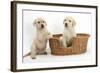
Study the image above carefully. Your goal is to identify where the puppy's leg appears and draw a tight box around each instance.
[31,44,36,59]
[59,37,63,47]
[62,38,67,48]
[38,51,47,55]
[42,50,47,55]
[37,48,47,55]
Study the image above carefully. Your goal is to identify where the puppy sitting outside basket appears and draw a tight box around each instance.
[23,17,52,59]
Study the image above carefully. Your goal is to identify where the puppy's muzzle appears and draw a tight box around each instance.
[41,24,44,28]
[65,23,68,27]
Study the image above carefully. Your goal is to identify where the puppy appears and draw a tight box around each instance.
[61,16,76,48]
[24,17,51,59]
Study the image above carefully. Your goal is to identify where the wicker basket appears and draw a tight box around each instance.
[49,33,90,55]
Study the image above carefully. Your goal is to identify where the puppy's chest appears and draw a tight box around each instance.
[64,29,75,39]
[37,31,48,41]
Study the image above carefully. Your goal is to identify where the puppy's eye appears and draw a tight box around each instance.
[43,21,45,23]
[37,21,40,24]
[64,19,66,21]
[69,20,71,22]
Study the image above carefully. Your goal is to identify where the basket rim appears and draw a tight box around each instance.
[50,33,90,39]
[75,33,90,38]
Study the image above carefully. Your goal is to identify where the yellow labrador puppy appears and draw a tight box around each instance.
[24,17,51,59]
[61,16,76,48]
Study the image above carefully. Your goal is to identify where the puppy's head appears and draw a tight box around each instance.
[63,16,76,28]
[33,17,47,29]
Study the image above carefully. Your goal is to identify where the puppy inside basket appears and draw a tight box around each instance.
[60,16,77,48]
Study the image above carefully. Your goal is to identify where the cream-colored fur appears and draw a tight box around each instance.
[30,17,51,59]
[61,16,76,48]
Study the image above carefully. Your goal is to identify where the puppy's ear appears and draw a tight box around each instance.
[63,19,65,24]
[72,19,76,27]
[43,20,47,26]
[33,19,36,26]
[45,21,47,26]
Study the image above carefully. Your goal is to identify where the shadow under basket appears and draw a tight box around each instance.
[49,33,90,55]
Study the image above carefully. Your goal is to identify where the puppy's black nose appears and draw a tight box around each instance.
[65,23,68,27]
[41,24,44,28]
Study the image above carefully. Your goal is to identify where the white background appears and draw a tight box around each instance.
[23,7,92,54]
[0,0,100,73]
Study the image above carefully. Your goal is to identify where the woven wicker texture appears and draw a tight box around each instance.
[49,33,90,55]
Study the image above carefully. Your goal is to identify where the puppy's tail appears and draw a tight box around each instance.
[23,52,31,58]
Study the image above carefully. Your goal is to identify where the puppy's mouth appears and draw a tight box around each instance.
[65,23,68,27]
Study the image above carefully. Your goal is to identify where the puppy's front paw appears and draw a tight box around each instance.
[32,57,36,59]
[43,51,47,55]
[31,56,36,59]
[47,35,53,39]
[31,55,36,59]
